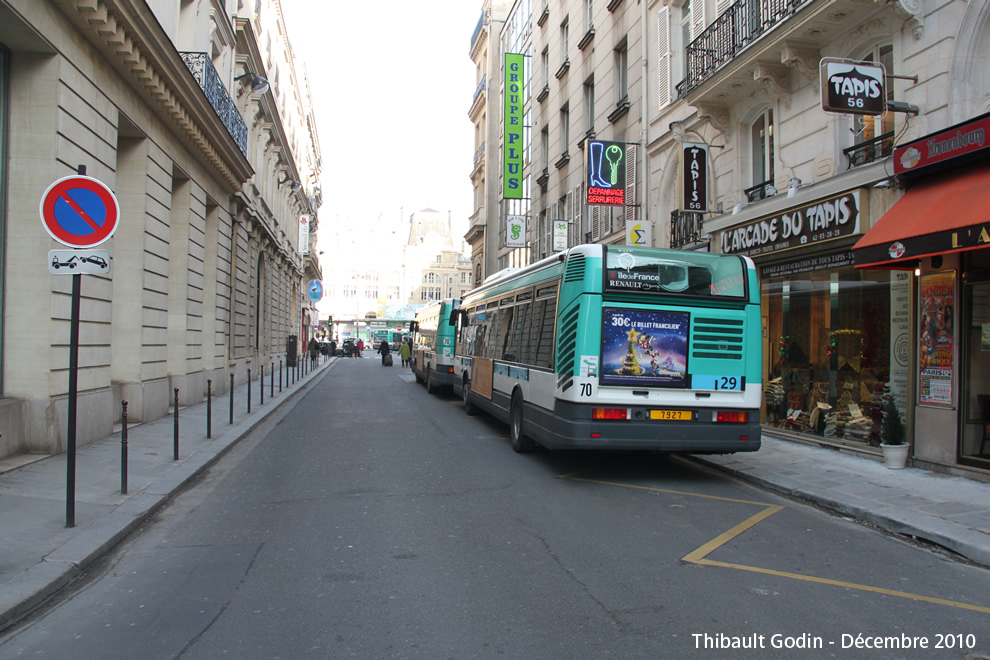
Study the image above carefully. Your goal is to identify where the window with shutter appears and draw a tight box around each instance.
[657,7,672,110]
[690,0,706,40]
[590,205,601,241]
[624,144,637,225]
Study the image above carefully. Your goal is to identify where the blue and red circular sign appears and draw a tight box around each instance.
[308,279,324,302]
[39,175,120,248]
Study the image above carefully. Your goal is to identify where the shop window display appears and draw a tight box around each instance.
[762,263,897,445]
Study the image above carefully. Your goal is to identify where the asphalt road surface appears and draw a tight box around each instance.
[2,354,990,659]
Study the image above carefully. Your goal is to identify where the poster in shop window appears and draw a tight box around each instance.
[919,271,955,408]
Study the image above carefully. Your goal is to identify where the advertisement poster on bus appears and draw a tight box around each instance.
[919,271,955,408]
[601,308,689,387]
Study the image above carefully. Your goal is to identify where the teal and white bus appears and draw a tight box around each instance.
[453,244,762,454]
[410,298,460,393]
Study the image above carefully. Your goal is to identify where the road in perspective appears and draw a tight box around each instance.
[2,355,989,659]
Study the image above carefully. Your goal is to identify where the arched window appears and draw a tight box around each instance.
[748,108,774,200]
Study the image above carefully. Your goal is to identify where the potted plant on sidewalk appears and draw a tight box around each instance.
[879,393,909,469]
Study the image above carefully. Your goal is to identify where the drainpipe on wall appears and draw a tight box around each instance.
[641,0,650,232]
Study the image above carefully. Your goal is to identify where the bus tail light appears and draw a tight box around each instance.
[593,408,629,420]
[445,365,454,374]
[716,411,749,423]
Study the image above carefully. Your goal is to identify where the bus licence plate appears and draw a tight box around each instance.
[650,410,692,421]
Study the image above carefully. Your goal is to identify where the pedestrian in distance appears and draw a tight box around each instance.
[308,337,319,368]
[357,338,364,354]
[378,339,391,366]
[398,340,410,368]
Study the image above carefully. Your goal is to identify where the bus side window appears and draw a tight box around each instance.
[481,308,499,358]
[511,302,532,364]
[500,306,515,361]
[534,298,556,368]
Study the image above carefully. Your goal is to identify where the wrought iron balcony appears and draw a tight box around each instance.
[745,179,777,203]
[180,52,248,158]
[472,75,486,104]
[843,132,895,169]
[678,0,810,97]
[670,210,704,249]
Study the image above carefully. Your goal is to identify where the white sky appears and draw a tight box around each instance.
[281,0,481,241]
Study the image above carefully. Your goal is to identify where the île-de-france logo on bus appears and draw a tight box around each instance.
[586,140,626,206]
[820,57,886,116]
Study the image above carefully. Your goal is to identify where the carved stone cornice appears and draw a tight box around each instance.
[781,44,821,83]
[881,0,924,38]
[697,104,731,140]
[752,64,792,96]
[53,0,253,192]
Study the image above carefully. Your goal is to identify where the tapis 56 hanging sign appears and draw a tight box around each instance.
[820,58,886,116]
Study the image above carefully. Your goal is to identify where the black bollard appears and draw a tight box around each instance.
[229,373,234,424]
[260,365,264,405]
[271,363,274,398]
[173,388,179,460]
[207,379,212,439]
[120,400,128,495]
[279,358,283,392]
[247,368,252,414]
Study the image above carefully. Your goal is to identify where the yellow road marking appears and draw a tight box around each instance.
[562,472,990,616]
[681,505,784,563]
[562,474,772,506]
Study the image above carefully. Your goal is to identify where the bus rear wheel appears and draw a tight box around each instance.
[426,367,437,394]
[509,392,535,453]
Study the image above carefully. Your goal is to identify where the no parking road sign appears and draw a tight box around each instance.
[39,175,120,248]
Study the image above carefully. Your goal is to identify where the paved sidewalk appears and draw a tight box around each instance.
[0,355,335,631]
[2,366,990,631]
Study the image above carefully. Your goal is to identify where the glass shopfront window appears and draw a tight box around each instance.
[961,249,990,467]
[761,257,908,445]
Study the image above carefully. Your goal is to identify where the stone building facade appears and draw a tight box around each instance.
[481,0,990,479]
[0,0,320,459]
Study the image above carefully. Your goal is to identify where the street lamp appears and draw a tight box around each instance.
[234,71,270,94]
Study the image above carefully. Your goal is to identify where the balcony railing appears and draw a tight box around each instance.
[470,12,485,49]
[843,131,895,169]
[745,179,776,203]
[180,52,248,158]
[472,75,486,105]
[670,210,704,249]
[473,142,486,166]
[677,0,810,96]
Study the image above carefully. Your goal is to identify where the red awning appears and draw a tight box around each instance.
[852,161,990,269]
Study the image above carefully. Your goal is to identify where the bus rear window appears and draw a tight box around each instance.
[604,246,746,298]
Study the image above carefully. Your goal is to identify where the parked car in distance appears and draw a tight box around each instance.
[340,339,357,357]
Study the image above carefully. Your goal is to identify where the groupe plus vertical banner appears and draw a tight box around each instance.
[503,53,525,200]
[680,142,708,213]
[586,140,626,206]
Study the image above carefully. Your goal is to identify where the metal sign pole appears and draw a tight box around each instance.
[66,271,80,527]
[65,163,85,528]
